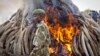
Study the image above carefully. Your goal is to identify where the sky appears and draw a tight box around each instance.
[0,0,100,24]
[72,0,100,11]
[0,0,23,24]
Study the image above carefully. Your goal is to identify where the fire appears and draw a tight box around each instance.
[45,10,80,56]
[48,47,55,54]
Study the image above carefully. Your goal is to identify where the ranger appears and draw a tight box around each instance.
[30,9,51,56]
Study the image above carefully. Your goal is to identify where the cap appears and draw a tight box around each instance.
[33,9,45,15]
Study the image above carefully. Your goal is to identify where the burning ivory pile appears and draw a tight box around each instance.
[0,9,100,56]
[72,13,100,56]
[0,0,100,56]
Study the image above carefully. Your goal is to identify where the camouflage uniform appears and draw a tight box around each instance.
[32,21,51,56]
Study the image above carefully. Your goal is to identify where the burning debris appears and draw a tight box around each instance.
[45,11,80,56]
[43,0,79,56]
[0,0,100,56]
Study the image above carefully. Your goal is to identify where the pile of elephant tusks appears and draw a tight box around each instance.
[72,14,100,56]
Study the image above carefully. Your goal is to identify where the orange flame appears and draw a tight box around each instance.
[45,12,80,55]
[48,47,55,54]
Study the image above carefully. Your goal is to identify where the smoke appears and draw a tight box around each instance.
[0,0,23,24]
[0,0,79,24]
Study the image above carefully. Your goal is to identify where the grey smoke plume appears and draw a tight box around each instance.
[0,0,23,24]
[0,0,79,24]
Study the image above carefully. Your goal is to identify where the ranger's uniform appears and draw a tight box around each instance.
[33,21,50,47]
[32,21,51,56]
[31,9,51,56]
